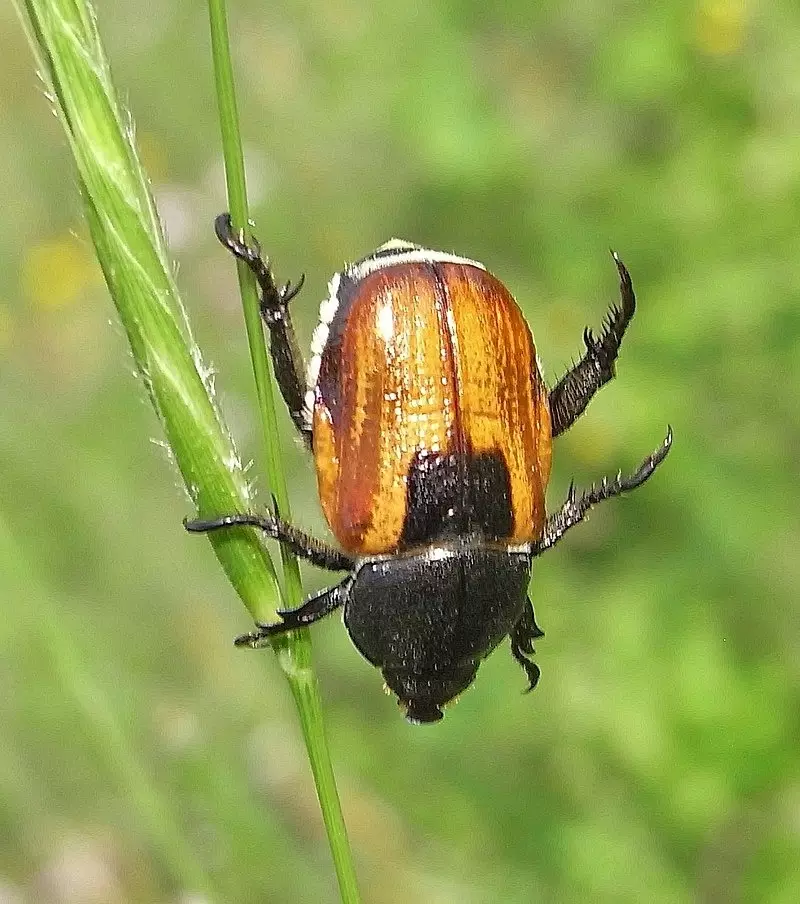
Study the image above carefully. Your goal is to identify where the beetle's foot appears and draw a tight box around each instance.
[510,598,543,691]
[214,212,304,321]
[214,212,264,266]
[511,642,541,693]
[233,625,274,649]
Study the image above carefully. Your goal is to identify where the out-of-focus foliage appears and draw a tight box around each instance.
[1,1,798,902]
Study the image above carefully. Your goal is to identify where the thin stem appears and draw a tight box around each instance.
[278,640,362,904]
[206,2,361,901]
[206,0,302,603]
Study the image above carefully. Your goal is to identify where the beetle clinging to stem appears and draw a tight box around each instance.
[186,214,671,723]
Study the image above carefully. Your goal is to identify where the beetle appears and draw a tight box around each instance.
[186,214,671,723]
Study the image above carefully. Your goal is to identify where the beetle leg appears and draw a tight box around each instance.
[214,213,312,446]
[534,427,672,555]
[234,577,352,646]
[548,252,636,438]
[184,512,355,572]
[510,597,544,692]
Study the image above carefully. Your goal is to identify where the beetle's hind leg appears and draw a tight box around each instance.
[510,598,545,692]
[548,252,636,438]
[215,213,312,446]
[234,577,352,647]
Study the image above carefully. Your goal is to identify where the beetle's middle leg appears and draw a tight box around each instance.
[215,213,312,446]
[548,252,636,438]
[184,511,355,572]
[534,427,672,557]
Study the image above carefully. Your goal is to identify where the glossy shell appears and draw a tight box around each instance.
[310,246,552,555]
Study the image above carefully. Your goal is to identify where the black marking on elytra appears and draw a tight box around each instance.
[400,449,514,548]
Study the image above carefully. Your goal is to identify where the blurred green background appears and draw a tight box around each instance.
[2,0,798,901]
